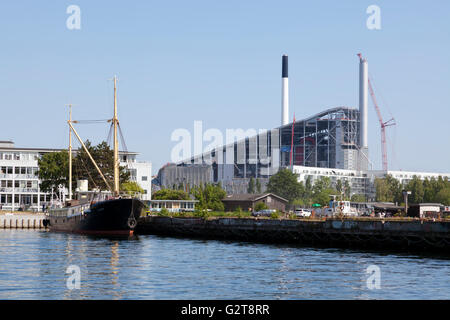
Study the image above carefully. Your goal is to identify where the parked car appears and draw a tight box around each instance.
[295,208,311,218]
[252,209,276,217]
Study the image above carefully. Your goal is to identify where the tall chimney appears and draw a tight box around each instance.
[281,55,289,126]
[359,55,368,149]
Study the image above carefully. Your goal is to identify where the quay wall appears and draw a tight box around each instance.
[136,216,450,252]
[0,214,47,229]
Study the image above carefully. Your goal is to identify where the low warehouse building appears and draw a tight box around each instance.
[222,193,288,213]
[408,203,442,219]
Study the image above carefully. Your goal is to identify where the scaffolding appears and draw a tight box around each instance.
[280,107,361,170]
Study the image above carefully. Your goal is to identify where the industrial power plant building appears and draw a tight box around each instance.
[157,54,449,198]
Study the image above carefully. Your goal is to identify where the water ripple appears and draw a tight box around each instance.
[0,230,449,299]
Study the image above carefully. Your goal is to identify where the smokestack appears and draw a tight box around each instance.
[359,55,368,149]
[281,55,289,126]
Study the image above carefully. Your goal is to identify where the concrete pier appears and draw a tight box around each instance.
[136,216,450,252]
[0,214,47,229]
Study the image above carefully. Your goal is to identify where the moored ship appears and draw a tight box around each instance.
[44,76,145,236]
[46,197,144,236]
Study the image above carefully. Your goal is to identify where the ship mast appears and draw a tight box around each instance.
[67,104,73,201]
[113,76,120,197]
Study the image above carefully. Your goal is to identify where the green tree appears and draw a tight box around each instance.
[152,189,189,200]
[292,198,305,208]
[310,177,338,206]
[255,178,262,193]
[266,168,303,203]
[343,179,351,200]
[192,183,226,211]
[336,179,343,195]
[386,175,403,204]
[121,181,144,196]
[37,151,69,193]
[72,140,130,191]
[375,175,402,203]
[303,177,313,206]
[434,187,450,205]
[423,178,435,203]
[406,175,424,204]
[375,177,390,202]
[38,141,132,194]
[351,194,366,202]
[247,177,256,194]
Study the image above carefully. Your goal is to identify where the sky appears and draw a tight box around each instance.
[0,1,449,175]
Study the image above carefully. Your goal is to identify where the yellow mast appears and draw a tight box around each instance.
[68,104,72,200]
[68,121,113,192]
[113,76,120,196]
[66,77,119,197]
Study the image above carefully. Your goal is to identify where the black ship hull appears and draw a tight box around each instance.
[46,198,145,236]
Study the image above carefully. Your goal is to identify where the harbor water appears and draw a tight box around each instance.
[0,229,449,300]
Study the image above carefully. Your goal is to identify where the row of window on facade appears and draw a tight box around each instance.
[0,153,39,161]
[0,194,49,204]
[1,180,39,188]
[150,202,195,209]
[0,166,39,175]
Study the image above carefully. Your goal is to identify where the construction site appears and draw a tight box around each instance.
[157,53,450,198]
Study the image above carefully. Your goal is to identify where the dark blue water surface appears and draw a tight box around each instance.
[0,229,449,299]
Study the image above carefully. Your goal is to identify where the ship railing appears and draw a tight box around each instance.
[118,191,144,199]
[49,203,91,218]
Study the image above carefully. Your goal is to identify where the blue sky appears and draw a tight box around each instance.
[0,1,449,174]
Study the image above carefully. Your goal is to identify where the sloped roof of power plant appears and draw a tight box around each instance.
[278,106,358,130]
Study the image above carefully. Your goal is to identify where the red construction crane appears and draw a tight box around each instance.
[357,53,396,171]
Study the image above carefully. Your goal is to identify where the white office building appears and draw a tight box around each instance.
[0,141,151,211]
[293,165,450,201]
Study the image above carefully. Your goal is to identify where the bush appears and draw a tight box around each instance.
[159,207,170,216]
[287,213,297,220]
[394,211,406,217]
[254,202,268,212]
[270,211,280,219]
[193,208,209,218]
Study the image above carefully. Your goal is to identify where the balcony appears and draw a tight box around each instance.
[14,174,38,180]
[14,188,39,193]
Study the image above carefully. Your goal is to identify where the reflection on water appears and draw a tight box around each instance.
[0,229,449,300]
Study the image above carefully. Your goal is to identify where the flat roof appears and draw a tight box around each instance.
[0,146,138,155]
[148,199,199,202]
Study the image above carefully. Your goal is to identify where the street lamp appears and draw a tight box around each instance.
[402,190,411,215]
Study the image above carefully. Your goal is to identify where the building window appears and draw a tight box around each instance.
[142,176,148,181]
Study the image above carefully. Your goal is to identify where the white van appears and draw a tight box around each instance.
[294,208,312,218]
